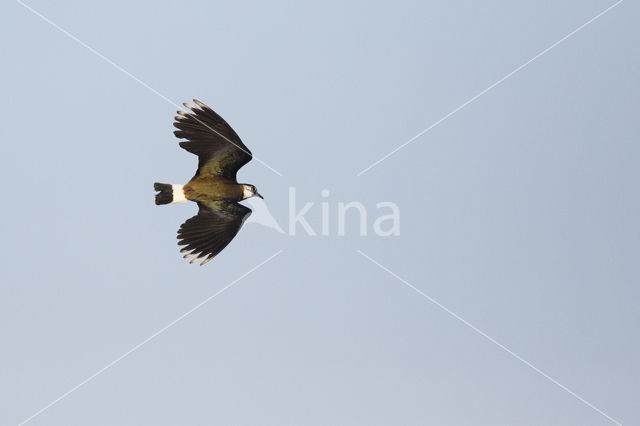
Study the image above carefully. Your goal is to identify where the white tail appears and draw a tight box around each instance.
[169,185,187,204]
[154,183,188,205]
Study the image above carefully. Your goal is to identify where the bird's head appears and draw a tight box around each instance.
[241,184,264,200]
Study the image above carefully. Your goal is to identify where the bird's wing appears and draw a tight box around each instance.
[177,201,252,266]
[173,99,252,181]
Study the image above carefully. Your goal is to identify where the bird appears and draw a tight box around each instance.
[154,99,263,266]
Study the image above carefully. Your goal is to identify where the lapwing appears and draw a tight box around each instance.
[154,99,263,266]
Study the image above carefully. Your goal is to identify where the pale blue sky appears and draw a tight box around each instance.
[1,1,639,425]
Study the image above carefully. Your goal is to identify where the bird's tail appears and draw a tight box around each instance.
[154,183,187,205]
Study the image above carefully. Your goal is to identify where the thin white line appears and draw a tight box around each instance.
[357,0,624,176]
[18,250,283,426]
[16,0,284,177]
[356,250,622,426]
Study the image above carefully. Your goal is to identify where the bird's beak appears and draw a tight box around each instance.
[256,192,264,199]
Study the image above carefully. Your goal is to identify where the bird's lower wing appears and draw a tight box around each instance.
[177,201,252,265]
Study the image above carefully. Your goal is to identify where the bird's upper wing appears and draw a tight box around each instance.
[174,99,252,181]
[177,201,252,265]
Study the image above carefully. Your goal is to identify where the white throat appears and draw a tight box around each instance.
[242,185,254,199]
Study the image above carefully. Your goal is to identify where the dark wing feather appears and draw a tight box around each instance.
[177,201,252,265]
[174,99,252,181]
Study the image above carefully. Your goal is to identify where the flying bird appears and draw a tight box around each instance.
[154,99,263,266]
